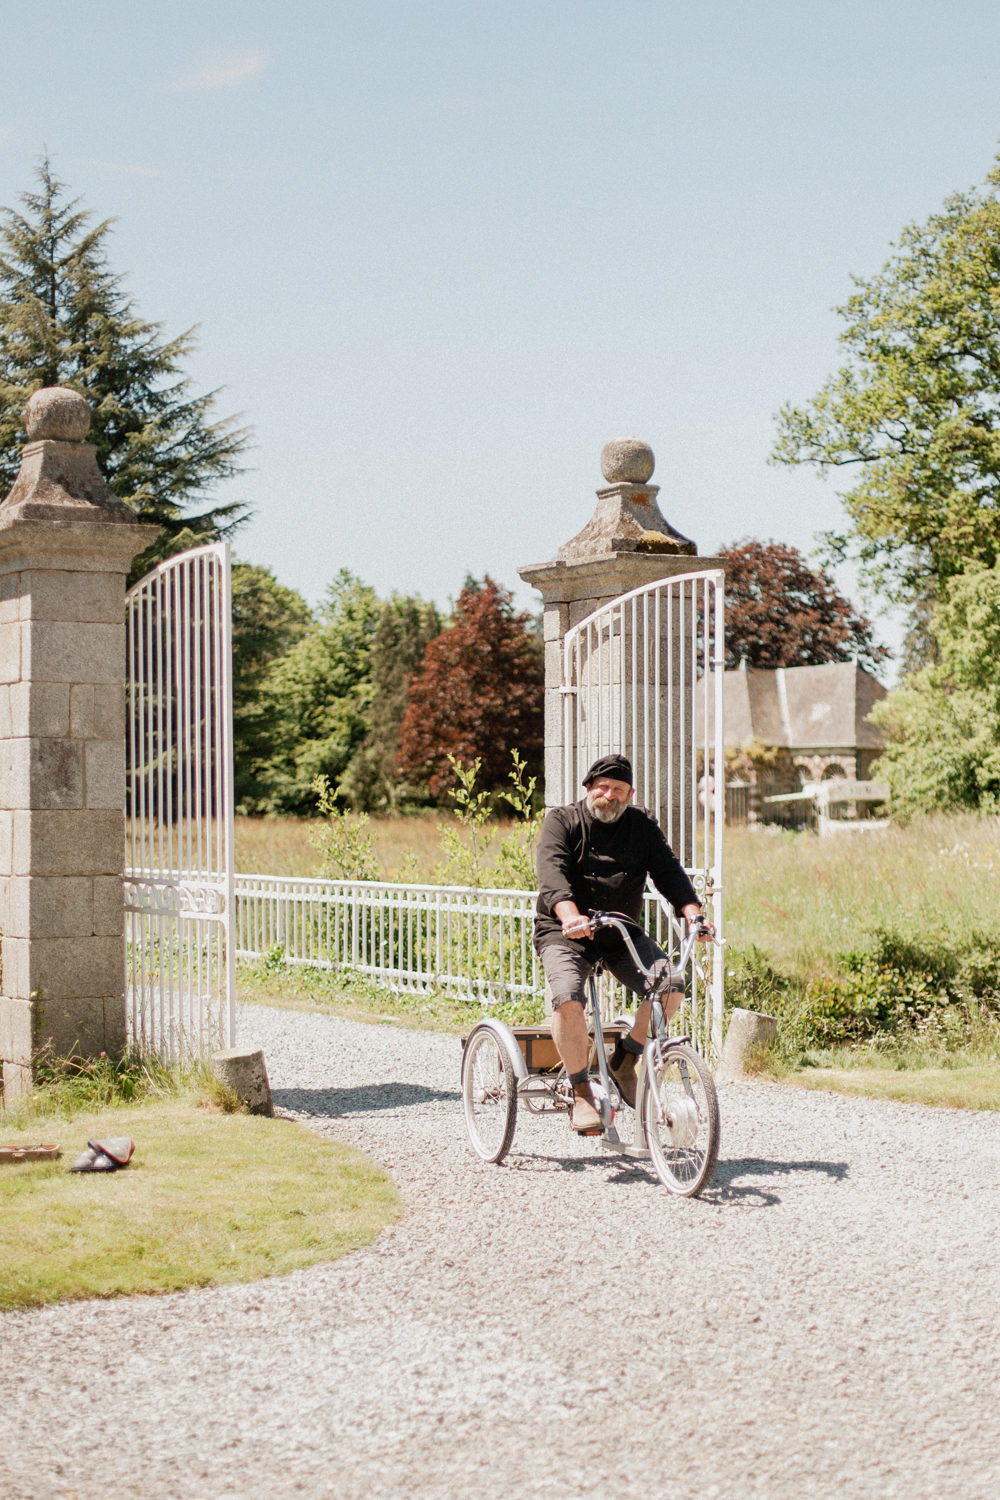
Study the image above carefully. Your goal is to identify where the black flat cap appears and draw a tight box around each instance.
[583,754,633,787]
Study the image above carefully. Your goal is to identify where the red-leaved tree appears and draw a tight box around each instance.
[396,577,543,797]
[719,539,890,672]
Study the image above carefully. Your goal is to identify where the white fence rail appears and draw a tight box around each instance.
[233,872,716,1052]
[235,875,539,1001]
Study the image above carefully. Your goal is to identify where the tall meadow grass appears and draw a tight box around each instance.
[726,812,1000,982]
[235,812,530,884]
[238,809,1000,976]
[233,809,1000,1094]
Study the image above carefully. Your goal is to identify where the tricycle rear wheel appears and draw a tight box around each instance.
[462,1024,517,1164]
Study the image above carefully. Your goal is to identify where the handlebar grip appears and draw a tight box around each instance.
[588,910,641,929]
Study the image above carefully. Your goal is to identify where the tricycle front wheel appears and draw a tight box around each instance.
[642,1042,719,1197]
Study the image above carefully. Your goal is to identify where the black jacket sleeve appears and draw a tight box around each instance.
[643,816,699,914]
[535,807,579,915]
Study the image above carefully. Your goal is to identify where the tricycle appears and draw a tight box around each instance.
[460,911,720,1197]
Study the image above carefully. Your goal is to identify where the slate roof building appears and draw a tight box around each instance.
[726,661,887,780]
[722,661,888,821]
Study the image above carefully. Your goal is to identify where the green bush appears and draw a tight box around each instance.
[726,929,1000,1052]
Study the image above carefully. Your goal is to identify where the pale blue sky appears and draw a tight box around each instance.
[4,1,1000,669]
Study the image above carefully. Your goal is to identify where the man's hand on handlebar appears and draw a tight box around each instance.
[554,901,593,940]
[556,900,714,944]
[683,903,715,942]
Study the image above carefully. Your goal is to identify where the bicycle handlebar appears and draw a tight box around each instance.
[587,909,717,988]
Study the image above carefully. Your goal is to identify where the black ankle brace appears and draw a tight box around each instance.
[610,1034,644,1068]
[569,1068,589,1087]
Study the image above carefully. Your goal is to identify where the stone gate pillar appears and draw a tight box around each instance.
[518,437,726,808]
[0,388,157,1104]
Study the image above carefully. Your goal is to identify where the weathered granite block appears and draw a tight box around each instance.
[13,808,125,876]
[8,875,95,939]
[92,875,124,937]
[15,934,125,1002]
[1,737,85,810]
[21,620,124,684]
[84,740,125,808]
[0,388,156,1105]
[19,568,125,623]
[8,680,71,738]
[70,682,125,741]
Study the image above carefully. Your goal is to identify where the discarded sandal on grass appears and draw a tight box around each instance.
[71,1137,135,1173]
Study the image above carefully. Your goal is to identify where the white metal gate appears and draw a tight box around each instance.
[124,543,236,1059]
[560,569,725,1055]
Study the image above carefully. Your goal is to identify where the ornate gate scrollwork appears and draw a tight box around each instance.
[125,879,227,918]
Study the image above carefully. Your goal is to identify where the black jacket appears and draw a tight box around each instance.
[534,800,698,956]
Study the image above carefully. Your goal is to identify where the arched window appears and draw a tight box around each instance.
[822,763,847,781]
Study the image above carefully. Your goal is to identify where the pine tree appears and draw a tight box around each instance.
[396,576,543,798]
[0,161,251,581]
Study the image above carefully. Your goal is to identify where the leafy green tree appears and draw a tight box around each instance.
[772,153,1000,613]
[0,161,251,581]
[339,595,441,811]
[870,563,1000,813]
[230,563,313,813]
[260,570,381,813]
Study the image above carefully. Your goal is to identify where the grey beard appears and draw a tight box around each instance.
[586,790,628,824]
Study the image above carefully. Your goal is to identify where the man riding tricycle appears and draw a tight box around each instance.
[461,754,720,1197]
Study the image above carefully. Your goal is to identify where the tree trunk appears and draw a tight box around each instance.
[211,1048,275,1116]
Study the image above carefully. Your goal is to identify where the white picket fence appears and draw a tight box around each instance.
[233,872,718,1051]
[235,874,540,1002]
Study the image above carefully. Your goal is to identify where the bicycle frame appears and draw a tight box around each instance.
[514,912,713,1157]
[584,913,703,1156]
[462,909,721,1190]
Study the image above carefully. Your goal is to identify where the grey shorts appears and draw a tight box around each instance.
[540,931,683,1010]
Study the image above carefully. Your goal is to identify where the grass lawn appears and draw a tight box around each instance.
[236,943,546,1034]
[0,1096,401,1312]
[781,1064,1000,1111]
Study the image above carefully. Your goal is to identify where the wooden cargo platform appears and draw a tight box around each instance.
[510,1023,630,1074]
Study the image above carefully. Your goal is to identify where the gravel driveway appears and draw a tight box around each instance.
[2,1002,999,1500]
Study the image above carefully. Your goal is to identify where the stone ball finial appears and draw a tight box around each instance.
[25,387,91,443]
[600,436,655,485]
